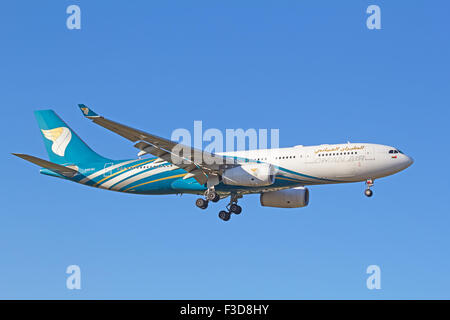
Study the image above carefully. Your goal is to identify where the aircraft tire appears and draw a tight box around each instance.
[230,204,242,215]
[219,210,231,221]
[196,198,208,209]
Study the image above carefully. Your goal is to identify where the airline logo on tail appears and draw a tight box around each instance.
[80,107,89,115]
[41,127,72,157]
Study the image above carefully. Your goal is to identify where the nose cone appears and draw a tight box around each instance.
[407,156,414,166]
[403,155,414,169]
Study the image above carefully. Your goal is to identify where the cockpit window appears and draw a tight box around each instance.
[389,149,401,154]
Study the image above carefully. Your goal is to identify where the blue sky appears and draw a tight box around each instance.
[0,1,449,299]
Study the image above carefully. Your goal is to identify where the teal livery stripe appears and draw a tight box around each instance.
[79,157,347,193]
[275,175,308,184]
[116,168,185,192]
[95,158,157,188]
[122,171,187,193]
[108,164,174,191]
[79,159,142,185]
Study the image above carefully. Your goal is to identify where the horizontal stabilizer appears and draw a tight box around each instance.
[12,153,78,178]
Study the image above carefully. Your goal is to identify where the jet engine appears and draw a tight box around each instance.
[222,163,276,187]
[260,187,309,208]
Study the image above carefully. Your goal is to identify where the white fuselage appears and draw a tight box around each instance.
[221,143,413,185]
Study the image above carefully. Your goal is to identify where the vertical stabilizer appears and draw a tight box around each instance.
[34,110,110,165]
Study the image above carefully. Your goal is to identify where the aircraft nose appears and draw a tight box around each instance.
[405,155,414,168]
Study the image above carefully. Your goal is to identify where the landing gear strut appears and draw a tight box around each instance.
[365,179,374,197]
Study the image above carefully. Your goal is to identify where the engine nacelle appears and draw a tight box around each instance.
[260,187,309,208]
[222,163,276,187]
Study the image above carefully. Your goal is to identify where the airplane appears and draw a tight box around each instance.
[13,105,413,221]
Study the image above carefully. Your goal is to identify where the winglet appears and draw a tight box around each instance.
[78,104,99,118]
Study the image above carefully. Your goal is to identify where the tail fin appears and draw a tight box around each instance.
[34,110,110,165]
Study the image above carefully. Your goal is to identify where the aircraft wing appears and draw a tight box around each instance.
[78,104,235,185]
[12,153,78,177]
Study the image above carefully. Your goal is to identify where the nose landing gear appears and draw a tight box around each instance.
[365,179,374,197]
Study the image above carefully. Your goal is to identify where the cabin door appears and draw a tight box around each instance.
[103,162,114,177]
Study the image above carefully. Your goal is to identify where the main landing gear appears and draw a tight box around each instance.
[218,193,242,221]
[195,188,220,210]
[195,190,242,222]
[364,179,374,197]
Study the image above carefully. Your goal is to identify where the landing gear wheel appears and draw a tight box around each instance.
[211,193,220,203]
[207,191,219,202]
[218,210,231,221]
[364,179,374,198]
[229,204,242,215]
[195,198,208,209]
